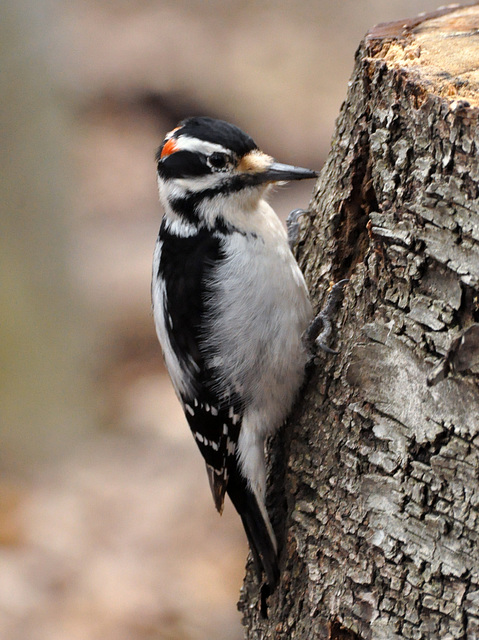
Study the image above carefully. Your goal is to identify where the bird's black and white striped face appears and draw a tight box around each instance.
[156,116,317,230]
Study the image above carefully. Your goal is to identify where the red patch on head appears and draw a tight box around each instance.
[160,137,179,159]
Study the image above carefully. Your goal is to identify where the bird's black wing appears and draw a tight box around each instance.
[157,220,278,585]
[157,222,240,509]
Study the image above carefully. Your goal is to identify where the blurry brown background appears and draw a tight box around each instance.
[0,1,454,638]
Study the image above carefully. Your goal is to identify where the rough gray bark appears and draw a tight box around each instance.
[239,5,479,639]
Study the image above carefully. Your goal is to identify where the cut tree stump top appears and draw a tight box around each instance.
[366,3,479,107]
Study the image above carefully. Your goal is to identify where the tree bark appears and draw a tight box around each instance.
[239,4,479,639]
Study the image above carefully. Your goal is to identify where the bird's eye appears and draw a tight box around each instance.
[207,152,231,171]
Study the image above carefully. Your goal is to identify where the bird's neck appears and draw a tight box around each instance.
[159,180,285,242]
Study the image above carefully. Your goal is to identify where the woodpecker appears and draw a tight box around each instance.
[152,116,321,587]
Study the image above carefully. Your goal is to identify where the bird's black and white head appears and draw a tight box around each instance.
[156,116,317,233]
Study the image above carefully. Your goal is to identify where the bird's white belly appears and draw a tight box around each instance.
[203,231,313,434]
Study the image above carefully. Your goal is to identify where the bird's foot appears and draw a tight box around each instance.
[307,279,348,355]
[286,208,309,249]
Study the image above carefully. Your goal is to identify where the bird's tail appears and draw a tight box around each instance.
[226,460,279,588]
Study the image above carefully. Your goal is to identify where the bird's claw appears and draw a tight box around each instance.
[287,208,309,249]
[307,279,348,354]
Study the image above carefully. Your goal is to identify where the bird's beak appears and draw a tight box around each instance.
[257,161,318,184]
[237,151,317,185]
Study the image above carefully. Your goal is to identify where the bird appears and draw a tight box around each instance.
[152,116,319,587]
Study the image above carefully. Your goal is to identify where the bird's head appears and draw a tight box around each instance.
[156,116,317,230]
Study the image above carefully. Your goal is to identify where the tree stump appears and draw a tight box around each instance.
[239,4,479,639]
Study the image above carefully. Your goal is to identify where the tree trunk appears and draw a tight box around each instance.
[239,4,479,639]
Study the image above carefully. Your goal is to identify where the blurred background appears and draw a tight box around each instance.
[0,1,455,638]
